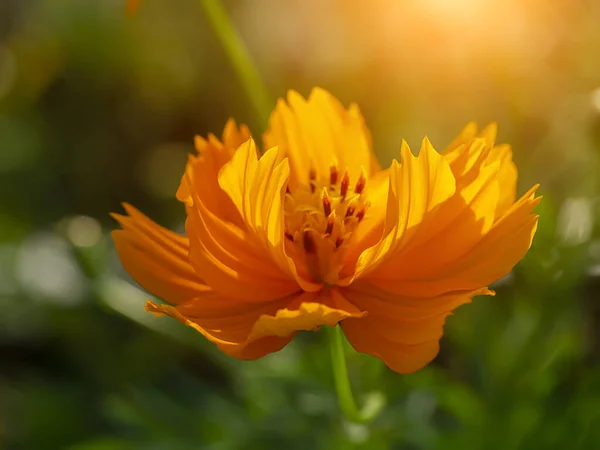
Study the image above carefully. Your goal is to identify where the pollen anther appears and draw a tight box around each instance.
[330,165,338,185]
[355,171,366,194]
[283,166,370,283]
[303,230,316,253]
[340,171,350,198]
[322,188,332,217]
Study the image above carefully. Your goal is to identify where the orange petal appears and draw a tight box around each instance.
[247,288,365,341]
[485,144,517,217]
[264,88,376,190]
[186,189,301,301]
[111,204,210,304]
[146,288,364,360]
[444,123,515,217]
[443,121,478,155]
[349,138,456,280]
[340,284,492,373]
[344,324,441,374]
[340,167,389,278]
[175,119,250,226]
[366,185,540,298]
[367,159,501,288]
[443,139,491,189]
[218,138,322,292]
[145,297,293,360]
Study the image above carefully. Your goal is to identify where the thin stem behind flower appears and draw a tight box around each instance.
[200,0,273,129]
[327,325,386,424]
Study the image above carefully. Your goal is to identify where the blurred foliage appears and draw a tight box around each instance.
[1,0,600,449]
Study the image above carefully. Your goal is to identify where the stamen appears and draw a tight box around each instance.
[283,165,371,284]
[355,170,366,194]
[303,230,316,253]
[325,217,334,235]
[340,171,350,198]
[356,208,366,222]
[309,167,317,193]
[322,188,332,217]
[330,165,339,185]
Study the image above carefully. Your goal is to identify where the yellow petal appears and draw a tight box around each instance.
[366,185,540,298]
[367,160,501,290]
[247,288,365,341]
[444,123,515,217]
[263,88,376,189]
[350,138,456,280]
[175,119,250,226]
[443,121,478,154]
[478,122,498,147]
[443,138,491,189]
[146,288,364,360]
[339,167,389,278]
[111,204,211,304]
[218,138,322,292]
[485,144,517,217]
[186,188,301,301]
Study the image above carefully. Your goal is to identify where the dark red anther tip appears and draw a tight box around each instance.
[356,208,366,222]
[322,189,332,217]
[303,230,316,253]
[325,217,334,235]
[340,172,350,198]
[355,173,366,194]
[330,165,338,185]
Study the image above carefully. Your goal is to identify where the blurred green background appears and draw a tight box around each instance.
[2,0,600,448]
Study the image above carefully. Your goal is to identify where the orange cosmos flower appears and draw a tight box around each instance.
[112,88,540,373]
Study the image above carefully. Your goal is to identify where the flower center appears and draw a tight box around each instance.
[284,165,369,284]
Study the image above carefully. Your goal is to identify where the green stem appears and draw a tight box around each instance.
[326,325,385,424]
[200,0,273,129]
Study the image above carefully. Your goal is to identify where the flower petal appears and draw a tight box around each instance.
[350,138,457,280]
[340,283,492,373]
[146,288,363,360]
[486,144,517,217]
[247,288,365,341]
[111,204,211,304]
[218,138,322,292]
[365,185,540,298]
[340,167,389,278]
[176,119,250,226]
[443,123,516,218]
[352,124,537,298]
[186,188,301,301]
[264,88,375,189]
[365,158,501,290]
